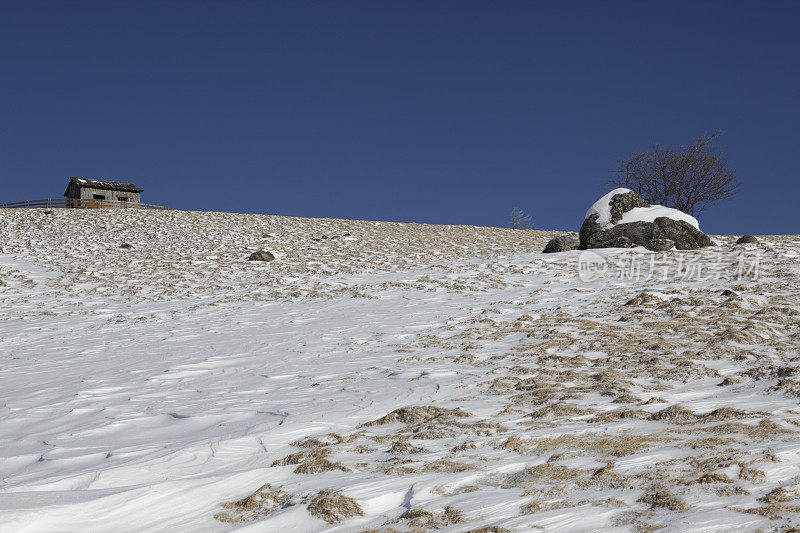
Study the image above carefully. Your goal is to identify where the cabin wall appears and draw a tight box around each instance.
[78,187,141,204]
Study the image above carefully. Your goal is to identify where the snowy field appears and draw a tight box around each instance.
[1,208,799,532]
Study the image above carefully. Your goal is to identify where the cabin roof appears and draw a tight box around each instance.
[64,177,143,196]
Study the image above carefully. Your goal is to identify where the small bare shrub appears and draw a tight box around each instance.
[610,131,740,217]
[510,207,533,230]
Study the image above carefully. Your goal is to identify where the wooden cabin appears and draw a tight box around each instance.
[64,177,143,207]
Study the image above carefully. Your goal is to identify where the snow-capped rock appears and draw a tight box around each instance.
[579,189,713,250]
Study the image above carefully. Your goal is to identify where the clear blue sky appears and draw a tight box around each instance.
[1,1,798,234]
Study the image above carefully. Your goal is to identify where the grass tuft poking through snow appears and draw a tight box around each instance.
[307,490,364,524]
[214,483,293,523]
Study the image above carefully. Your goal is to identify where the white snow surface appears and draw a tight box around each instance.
[585,188,700,230]
[617,205,700,230]
[584,188,633,225]
[0,208,798,532]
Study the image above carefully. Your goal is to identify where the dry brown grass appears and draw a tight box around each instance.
[397,508,438,528]
[731,504,800,519]
[495,435,533,453]
[698,407,749,422]
[687,437,740,449]
[650,405,697,424]
[759,487,799,503]
[388,439,426,454]
[431,484,480,496]
[703,419,795,440]
[396,505,465,528]
[738,464,767,482]
[422,459,474,473]
[270,447,349,474]
[307,489,364,524]
[588,408,650,423]
[290,436,331,448]
[293,457,350,474]
[362,406,470,427]
[528,403,595,419]
[533,433,665,457]
[382,464,418,476]
[214,483,293,523]
[625,292,662,307]
[694,473,734,484]
[520,499,573,515]
[363,404,504,441]
[452,441,478,452]
[442,506,465,524]
[270,448,329,466]
[637,488,689,512]
[503,463,588,489]
[579,462,633,490]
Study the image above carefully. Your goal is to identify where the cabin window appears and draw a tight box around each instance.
[93,194,106,200]
[118,197,129,202]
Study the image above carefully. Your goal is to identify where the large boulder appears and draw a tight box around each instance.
[655,217,714,250]
[248,251,275,262]
[597,236,635,249]
[542,234,580,253]
[579,189,713,250]
[579,189,649,242]
[644,238,675,252]
[736,235,758,244]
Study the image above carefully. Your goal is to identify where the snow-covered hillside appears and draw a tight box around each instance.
[1,208,799,532]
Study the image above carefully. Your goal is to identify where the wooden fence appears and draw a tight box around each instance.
[0,199,171,210]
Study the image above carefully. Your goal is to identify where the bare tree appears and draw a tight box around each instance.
[510,206,533,229]
[611,131,740,218]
